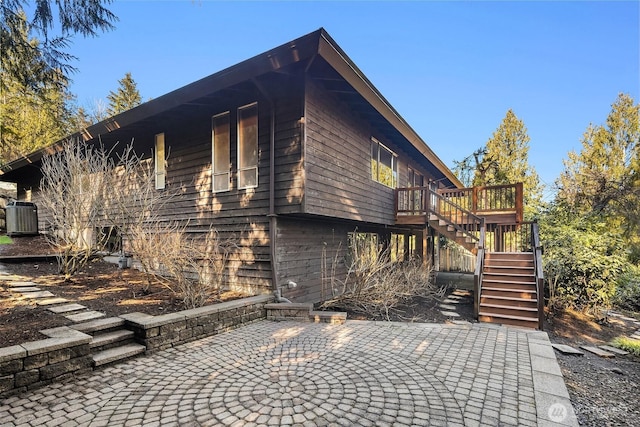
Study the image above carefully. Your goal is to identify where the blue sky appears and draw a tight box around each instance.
[66,1,639,200]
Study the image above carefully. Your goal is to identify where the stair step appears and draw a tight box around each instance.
[309,311,347,325]
[478,313,539,329]
[90,329,135,350]
[483,278,536,286]
[70,317,125,334]
[482,286,536,294]
[486,252,533,258]
[92,344,146,367]
[480,295,538,303]
[480,302,538,312]
[484,266,534,274]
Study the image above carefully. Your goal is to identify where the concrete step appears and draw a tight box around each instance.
[581,346,615,358]
[92,343,146,367]
[47,303,87,314]
[309,311,347,325]
[90,329,135,351]
[65,310,106,322]
[71,317,125,334]
[265,303,313,321]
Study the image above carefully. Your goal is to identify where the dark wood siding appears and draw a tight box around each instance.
[303,78,439,225]
[273,89,304,214]
[276,217,350,303]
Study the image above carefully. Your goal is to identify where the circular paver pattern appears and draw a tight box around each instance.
[0,320,558,427]
[89,329,464,426]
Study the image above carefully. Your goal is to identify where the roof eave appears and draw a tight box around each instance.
[316,30,462,188]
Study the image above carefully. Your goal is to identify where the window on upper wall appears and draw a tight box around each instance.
[154,133,166,190]
[238,103,258,189]
[212,112,230,192]
[371,138,397,188]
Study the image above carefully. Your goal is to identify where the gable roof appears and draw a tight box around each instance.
[0,28,462,188]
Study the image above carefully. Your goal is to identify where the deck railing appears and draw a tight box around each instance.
[532,222,544,329]
[438,183,523,223]
[484,222,534,253]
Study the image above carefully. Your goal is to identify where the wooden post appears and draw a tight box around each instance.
[516,182,523,223]
[472,186,478,213]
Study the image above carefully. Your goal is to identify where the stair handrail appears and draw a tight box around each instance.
[532,221,544,330]
[429,189,485,244]
[473,225,486,318]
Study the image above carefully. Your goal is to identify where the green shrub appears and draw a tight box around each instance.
[610,336,640,356]
[613,266,640,312]
[541,215,626,313]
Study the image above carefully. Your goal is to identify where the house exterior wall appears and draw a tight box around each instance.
[5,69,441,302]
[276,216,428,304]
[303,77,439,225]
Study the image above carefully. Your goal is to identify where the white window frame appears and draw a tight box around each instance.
[237,102,258,190]
[371,137,398,188]
[212,111,231,193]
[154,133,166,190]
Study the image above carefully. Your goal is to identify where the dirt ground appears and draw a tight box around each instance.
[0,235,244,346]
[1,235,639,425]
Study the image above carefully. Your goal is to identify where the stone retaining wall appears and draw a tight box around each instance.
[0,329,92,398]
[120,295,274,353]
[0,295,274,397]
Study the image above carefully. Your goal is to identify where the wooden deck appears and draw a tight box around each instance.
[395,183,523,227]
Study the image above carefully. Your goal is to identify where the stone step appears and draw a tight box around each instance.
[265,303,313,321]
[581,346,616,358]
[598,345,629,356]
[71,317,125,334]
[65,310,105,322]
[309,311,347,325]
[9,286,41,292]
[48,303,87,314]
[90,329,135,351]
[5,281,37,287]
[92,343,146,367]
[36,297,70,306]
[551,344,585,356]
[18,290,55,298]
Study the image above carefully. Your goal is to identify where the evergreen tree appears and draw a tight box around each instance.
[0,0,117,91]
[558,94,639,214]
[471,109,543,218]
[107,72,142,116]
[557,93,639,237]
[0,13,75,165]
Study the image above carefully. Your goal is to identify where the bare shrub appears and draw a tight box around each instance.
[320,242,441,320]
[104,143,176,255]
[131,223,237,308]
[40,140,113,280]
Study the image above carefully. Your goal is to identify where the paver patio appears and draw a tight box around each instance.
[0,320,577,426]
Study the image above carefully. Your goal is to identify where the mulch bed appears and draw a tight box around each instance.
[0,236,244,346]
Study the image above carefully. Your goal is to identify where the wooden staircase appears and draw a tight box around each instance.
[428,213,478,254]
[395,183,544,329]
[478,252,539,328]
